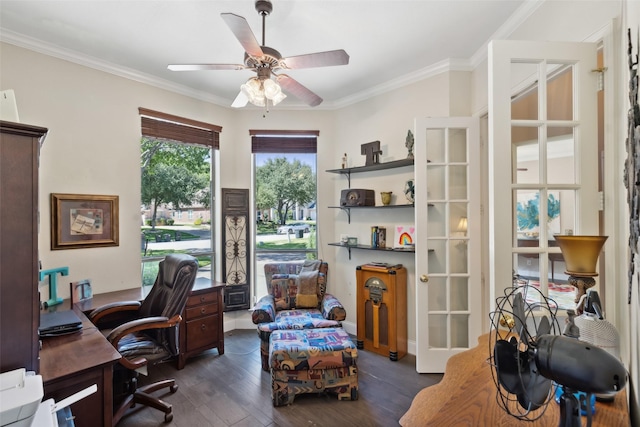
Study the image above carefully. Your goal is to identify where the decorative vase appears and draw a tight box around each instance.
[381,191,392,206]
[554,235,608,307]
[404,179,415,203]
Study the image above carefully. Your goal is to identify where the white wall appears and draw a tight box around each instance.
[0,42,233,296]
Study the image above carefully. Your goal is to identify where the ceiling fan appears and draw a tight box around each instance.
[168,0,349,108]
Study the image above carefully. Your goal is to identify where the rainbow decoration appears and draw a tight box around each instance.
[394,225,416,248]
[398,233,413,246]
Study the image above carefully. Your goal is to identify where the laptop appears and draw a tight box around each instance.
[39,310,83,337]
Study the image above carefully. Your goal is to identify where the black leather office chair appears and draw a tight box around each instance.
[89,253,198,424]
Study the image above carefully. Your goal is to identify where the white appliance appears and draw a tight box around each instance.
[0,369,43,427]
[0,368,96,427]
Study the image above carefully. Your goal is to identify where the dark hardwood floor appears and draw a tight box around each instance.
[117,329,442,427]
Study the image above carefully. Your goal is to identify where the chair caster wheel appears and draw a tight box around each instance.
[170,384,178,393]
[164,412,173,423]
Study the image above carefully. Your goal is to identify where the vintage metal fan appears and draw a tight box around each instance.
[168,0,349,108]
[489,285,627,426]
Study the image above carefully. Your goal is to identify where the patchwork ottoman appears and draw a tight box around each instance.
[269,327,358,407]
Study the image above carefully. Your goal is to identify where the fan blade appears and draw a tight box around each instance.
[221,13,264,58]
[276,74,322,107]
[537,316,551,337]
[517,365,552,411]
[494,340,522,395]
[231,91,248,108]
[513,292,527,339]
[168,64,245,71]
[281,49,350,69]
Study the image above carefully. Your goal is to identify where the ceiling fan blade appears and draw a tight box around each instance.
[281,49,350,69]
[231,90,248,108]
[168,64,245,71]
[221,13,264,58]
[276,74,322,107]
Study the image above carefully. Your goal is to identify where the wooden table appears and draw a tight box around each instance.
[75,279,225,369]
[40,306,121,427]
[518,238,565,281]
[399,334,629,426]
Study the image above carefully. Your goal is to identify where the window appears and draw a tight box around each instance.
[252,130,318,299]
[139,108,221,288]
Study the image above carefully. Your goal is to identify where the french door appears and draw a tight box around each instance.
[488,40,599,313]
[414,116,481,373]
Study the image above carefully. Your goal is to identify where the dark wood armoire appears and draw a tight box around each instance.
[0,120,47,373]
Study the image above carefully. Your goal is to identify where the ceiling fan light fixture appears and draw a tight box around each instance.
[262,78,279,98]
[240,76,285,107]
[241,77,265,106]
[270,90,286,106]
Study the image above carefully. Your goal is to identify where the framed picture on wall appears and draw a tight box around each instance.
[51,193,119,250]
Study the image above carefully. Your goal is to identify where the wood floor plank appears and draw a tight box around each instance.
[116,329,442,426]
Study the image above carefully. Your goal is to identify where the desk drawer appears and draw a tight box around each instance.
[185,302,218,320]
[187,292,216,307]
[185,315,219,352]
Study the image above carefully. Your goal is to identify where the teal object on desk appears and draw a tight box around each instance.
[39,267,69,308]
[554,384,596,416]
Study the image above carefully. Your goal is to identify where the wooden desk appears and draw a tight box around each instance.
[40,306,121,427]
[41,280,224,427]
[75,279,225,369]
[399,334,629,426]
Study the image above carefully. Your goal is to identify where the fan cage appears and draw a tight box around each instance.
[488,284,562,421]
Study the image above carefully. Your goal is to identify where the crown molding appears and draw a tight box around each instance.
[0,28,230,107]
[332,58,473,109]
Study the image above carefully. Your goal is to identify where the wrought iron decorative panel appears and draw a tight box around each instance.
[222,188,250,311]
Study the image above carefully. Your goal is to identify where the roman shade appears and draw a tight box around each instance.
[139,107,221,148]
[250,129,318,153]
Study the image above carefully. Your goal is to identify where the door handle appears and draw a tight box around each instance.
[420,274,429,283]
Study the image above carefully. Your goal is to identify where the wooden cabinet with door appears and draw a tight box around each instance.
[178,280,225,369]
[0,121,47,373]
[356,264,407,361]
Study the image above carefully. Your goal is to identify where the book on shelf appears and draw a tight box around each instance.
[361,262,403,271]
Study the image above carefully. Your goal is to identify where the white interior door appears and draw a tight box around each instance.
[488,41,599,313]
[414,116,481,373]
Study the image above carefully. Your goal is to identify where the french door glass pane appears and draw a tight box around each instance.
[427,202,446,236]
[510,62,539,120]
[514,129,540,184]
[547,64,574,121]
[449,165,467,200]
[450,277,469,311]
[428,240,447,274]
[428,314,447,348]
[426,129,445,162]
[547,127,575,184]
[448,129,467,163]
[450,315,469,347]
[427,277,446,311]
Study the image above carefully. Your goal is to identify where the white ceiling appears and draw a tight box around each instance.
[0,0,535,109]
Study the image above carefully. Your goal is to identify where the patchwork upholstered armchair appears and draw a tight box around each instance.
[251,260,346,370]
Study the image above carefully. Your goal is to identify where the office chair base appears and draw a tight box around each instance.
[113,379,179,424]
